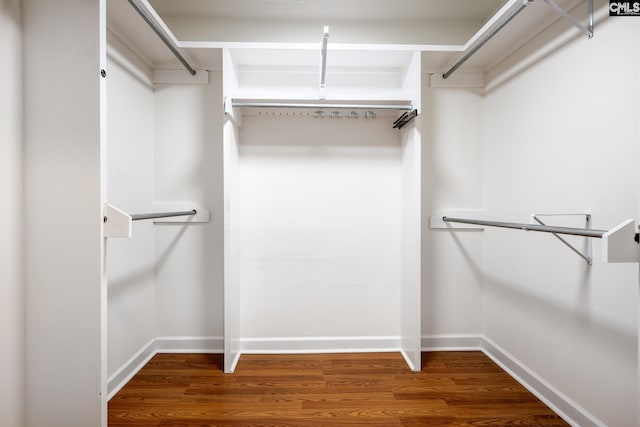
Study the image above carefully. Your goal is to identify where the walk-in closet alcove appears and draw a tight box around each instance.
[222,48,422,372]
[10,0,640,425]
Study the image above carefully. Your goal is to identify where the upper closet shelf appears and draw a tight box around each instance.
[223,48,422,104]
[114,0,600,83]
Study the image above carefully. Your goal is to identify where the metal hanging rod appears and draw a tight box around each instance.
[320,26,330,89]
[442,216,607,238]
[393,109,419,129]
[443,0,594,79]
[232,101,413,111]
[443,0,532,79]
[131,210,197,221]
[127,0,197,76]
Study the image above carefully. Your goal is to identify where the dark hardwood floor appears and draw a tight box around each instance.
[108,351,569,426]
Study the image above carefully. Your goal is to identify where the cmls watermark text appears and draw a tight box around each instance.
[610,1,640,15]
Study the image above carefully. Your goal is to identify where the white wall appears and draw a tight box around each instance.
[237,114,402,343]
[106,34,156,379]
[0,1,24,426]
[422,81,485,337]
[482,16,639,426]
[23,0,106,425]
[153,74,225,340]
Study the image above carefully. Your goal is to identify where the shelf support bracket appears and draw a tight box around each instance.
[602,219,640,263]
[530,213,593,265]
[103,204,133,238]
[543,0,593,39]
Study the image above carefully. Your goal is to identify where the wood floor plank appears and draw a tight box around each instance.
[157,419,402,427]
[109,352,570,426]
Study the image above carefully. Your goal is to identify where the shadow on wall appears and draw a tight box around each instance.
[154,224,190,274]
[449,232,483,281]
[106,262,155,301]
[422,229,485,334]
[483,269,636,366]
[106,224,189,300]
[434,229,634,364]
[1,0,20,29]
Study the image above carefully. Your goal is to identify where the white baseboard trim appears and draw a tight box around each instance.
[481,337,604,427]
[107,336,224,401]
[422,333,485,351]
[155,336,224,353]
[422,334,604,427]
[107,338,157,400]
[240,336,401,354]
[109,336,401,393]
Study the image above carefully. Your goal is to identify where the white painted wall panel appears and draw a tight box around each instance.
[400,121,422,370]
[238,115,402,341]
[23,0,106,425]
[483,16,639,426]
[422,82,484,336]
[223,118,241,372]
[154,74,225,338]
[0,1,24,425]
[106,38,156,378]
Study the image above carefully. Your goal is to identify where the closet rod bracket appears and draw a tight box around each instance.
[103,204,132,238]
[103,203,210,238]
[530,213,593,265]
[543,0,594,39]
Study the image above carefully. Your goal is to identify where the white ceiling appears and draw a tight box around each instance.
[148,0,506,21]
[107,0,591,75]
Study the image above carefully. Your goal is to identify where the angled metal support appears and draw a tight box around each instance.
[543,0,593,39]
[531,213,593,265]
